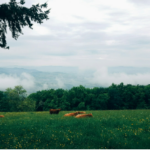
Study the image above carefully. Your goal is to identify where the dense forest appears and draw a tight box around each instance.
[0,83,150,112]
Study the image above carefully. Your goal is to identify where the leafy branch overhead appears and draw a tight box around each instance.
[0,0,50,49]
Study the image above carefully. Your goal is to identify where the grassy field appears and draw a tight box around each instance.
[0,110,150,149]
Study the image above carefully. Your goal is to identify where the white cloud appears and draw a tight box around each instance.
[0,72,64,93]
[42,83,49,90]
[27,24,52,36]
[0,73,35,91]
[89,67,150,86]
[55,77,65,88]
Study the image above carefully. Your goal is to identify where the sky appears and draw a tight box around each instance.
[1,0,150,91]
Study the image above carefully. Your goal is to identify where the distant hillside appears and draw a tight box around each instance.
[0,67,40,75]
[1,66,150,94]
[0,67,97,94]
[108,66,150,74]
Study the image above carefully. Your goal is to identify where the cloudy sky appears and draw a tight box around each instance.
[1,0,150,91]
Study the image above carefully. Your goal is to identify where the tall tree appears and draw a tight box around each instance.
[4,85,27,111]
[0,91,10,112]
[0,0,50,49]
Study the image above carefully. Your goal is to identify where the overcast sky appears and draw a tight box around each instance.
[1,0,150,69]
[1,0,150,91]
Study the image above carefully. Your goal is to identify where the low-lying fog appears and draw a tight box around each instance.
[0,66,150,95]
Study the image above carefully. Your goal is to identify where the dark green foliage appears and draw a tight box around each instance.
[0,91,10,111]
[77,102,85,110]
[1,83,150,112]
[26,83,150,111]
[0,85,35,112]
[0,0,50,49]
[107,83,122,109]
[0,91,3,100]
[17,98,36,111]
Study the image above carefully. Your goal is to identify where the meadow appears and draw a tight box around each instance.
[0,110,150,149]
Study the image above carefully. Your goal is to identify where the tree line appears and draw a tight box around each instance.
[0,83,150,112]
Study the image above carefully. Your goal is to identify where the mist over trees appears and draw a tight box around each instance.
[0,0,50,49]
[0,83,150,112]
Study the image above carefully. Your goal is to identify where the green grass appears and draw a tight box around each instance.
[0,110,150,149]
